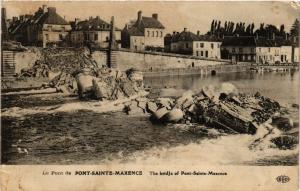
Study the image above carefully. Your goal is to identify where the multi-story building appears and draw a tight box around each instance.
[23,5,71,47]
[170,29,196,54]
[193,35,222,59]
[170,29,222,59]
[221,35,293,64]
[221,36,256,62]
[70,16,121,48]
[121,11,165,51]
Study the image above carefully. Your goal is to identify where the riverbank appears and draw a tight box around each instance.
[1,71,299,165]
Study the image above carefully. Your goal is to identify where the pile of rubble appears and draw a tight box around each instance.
[76,67,144,100]
[122,83,298,149]
[19,47,99,93]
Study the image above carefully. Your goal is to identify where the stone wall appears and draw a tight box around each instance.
[112,49,231,71]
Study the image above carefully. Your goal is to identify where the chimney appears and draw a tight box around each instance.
[197,30,200,36]
[96,16,100,19]
[42,5,47,13]
[75,18,80,25]
[20,15,24,21]
[152,13,158,20]
[47,7,56,13]
[12,16,18,23]
[184,28,187,32]
[137,10,142,24]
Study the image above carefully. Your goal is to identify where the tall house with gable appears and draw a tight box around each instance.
[121,11,165,51]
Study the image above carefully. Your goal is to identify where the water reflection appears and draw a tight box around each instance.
[144,71,299,104]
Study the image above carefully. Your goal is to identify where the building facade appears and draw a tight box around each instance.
[9,5,71,47]
[169,29,222,59]
[221,36,293,64]
[121,11,165,51]
[193,36,222,59]
[221,36,256,62]
[70,16,121,48]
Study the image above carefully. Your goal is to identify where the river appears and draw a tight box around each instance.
[1,71,299,165]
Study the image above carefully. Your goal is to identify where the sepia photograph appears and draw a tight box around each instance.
[0,0,299,190]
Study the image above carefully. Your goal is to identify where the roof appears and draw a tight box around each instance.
[134,16,165,29]
[125,26,144,36]
[125,15,165,36]
[73,17,121,31]
[222,36,256,47]
[196,35,222,42]
[36,8,69,25]
[170,30,222,43]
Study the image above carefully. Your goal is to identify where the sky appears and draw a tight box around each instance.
[2,1,300,34]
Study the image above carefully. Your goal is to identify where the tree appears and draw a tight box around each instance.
[211,20,215,34]
[290,19,300,36]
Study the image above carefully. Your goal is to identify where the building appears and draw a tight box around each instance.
[70,16,121,48]
[221,36,256,62]
[170,29,222,59]
[221,35,293,64]
[8,15,32,44]
[170,28,197,54]
[193,35,222,59]
[8,5,71,47]
[291,36,300,63]
[121,11,165,51]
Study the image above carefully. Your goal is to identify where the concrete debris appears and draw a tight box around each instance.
[161,108,184,123]
[126,83,297,150]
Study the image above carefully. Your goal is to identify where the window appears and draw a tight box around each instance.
[156,31,158,37]
[268,48,271,52]
[232,48,235,53]
[94,33,98,41]
[84,33,88,41]
[200,51,203,56]
[239,47,243,53]
[196,51,199,56]
[160,31,163,37]
[205,51,208,57]
[106,36,109,42]
[200,43,204,48]
[186,43,189,48]
[152,31,154,37]
[211,43,214,49]
[147,31,150,37]
[59,34,63,40]
[259,48,261,52]
[45,34,49,41]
